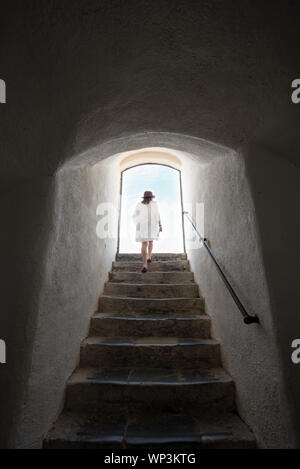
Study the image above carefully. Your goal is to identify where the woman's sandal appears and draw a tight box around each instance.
[147,258,152,263]
[141,267,147,273]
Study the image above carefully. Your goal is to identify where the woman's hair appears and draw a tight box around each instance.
[141,196,153,205]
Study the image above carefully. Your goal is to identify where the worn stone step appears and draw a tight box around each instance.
[125,412,257,449]
[98,296,204,314]
[103,282,199,298]
[112,260,190,272]
[90,313,211,338]
[80,337,221,368]
[43,411,256,449]
[116,253,187,262]
[65,367,235,414]
[109,271,195,284]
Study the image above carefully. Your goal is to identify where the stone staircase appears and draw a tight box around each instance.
[43,253,256,449]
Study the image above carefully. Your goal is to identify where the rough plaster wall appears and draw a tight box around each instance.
[0,176,56,448]
[182,151,296,448]
[10,161,119,449]
[242,145,300,447]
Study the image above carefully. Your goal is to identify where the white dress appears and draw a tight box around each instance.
[132,200,161,242]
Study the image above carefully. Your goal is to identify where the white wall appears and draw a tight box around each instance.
[181,150,297,448]
[13,159,120,448]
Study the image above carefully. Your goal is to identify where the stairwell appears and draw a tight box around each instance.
[44,253,256,449]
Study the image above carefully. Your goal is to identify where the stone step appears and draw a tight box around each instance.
[80,337,221,368]
[103,282,199,298]
[90,313,211,338]
[98,296,204,314]
[109,271,195,284]
[65,367,235,414]
[116,253,187,262]
[43,411,256,449]
[112,260,190,272]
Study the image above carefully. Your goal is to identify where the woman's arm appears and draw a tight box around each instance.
[157,204,162,232]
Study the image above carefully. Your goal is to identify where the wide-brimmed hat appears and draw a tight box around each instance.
[142,190,155,199]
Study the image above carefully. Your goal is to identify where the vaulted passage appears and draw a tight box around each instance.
[2,137,298,450]
[44,252,256,449]
[1,1,300,450]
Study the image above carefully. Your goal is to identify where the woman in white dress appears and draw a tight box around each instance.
[132,190,162,273]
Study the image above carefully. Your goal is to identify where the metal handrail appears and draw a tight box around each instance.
[183,211,259,325]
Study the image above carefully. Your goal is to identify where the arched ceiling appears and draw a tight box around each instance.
[0,0,300,193]
[60,132,233,170]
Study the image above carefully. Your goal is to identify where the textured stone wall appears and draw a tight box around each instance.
[182,149,299,448]
[0,161,119,448]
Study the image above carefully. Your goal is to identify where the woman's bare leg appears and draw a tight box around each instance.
[141,241,148,268]
[148,240,153,260]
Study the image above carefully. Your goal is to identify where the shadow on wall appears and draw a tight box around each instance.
[0,176,57,448]
[182,146,299,448]
[243,145,300,448]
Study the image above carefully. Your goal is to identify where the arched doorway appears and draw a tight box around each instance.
[118,163,185,253]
